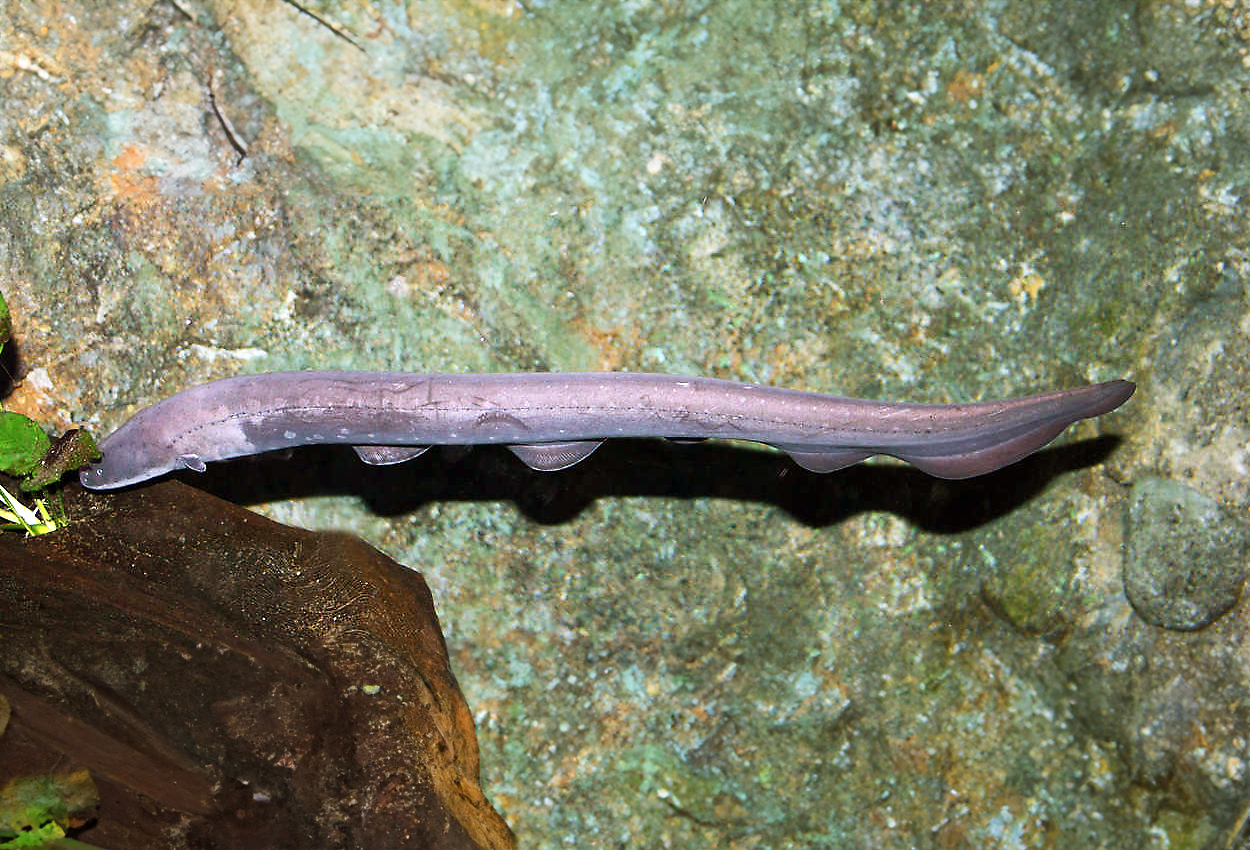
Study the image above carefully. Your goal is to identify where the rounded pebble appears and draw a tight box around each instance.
[1123,476,1250,631]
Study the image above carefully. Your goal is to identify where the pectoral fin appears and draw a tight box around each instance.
[178,454,207,472]
[508,440,603,471]
[353,445,431,466]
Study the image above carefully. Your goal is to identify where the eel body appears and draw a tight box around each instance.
[78,371,1135,489]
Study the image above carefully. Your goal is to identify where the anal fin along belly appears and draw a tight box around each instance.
[780,448,874,474]
[507,440,604,472]
[352,445,432,466]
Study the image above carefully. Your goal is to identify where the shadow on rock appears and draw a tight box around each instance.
[191,434,1124,532]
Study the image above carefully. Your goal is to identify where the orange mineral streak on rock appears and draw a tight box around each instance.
[107,144,159,199]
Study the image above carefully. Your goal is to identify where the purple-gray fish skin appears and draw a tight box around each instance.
[78,371,1135,490]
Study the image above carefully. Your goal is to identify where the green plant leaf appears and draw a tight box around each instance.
[0,290,10,353]
[0,413,51,478]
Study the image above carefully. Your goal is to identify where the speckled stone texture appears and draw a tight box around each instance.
[1123,476,1250,631]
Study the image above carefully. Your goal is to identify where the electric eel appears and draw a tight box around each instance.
[78,371,1135,489]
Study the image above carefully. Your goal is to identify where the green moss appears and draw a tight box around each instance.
[978,519,1078,637]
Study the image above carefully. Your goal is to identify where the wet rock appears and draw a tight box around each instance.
[1123,476,1250,631]
[1057,606,1250,835]
[978,499,1082,637]
[0,481,514,850]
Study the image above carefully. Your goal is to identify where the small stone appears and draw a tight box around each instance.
[1123,476,1250,631]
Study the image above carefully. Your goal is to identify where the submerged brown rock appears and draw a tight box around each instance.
[0,481,514,850]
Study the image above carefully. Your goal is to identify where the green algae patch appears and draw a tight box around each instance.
[0,770,98,848]
[978,520,1079,638]
[974,487,1111,638]
[21,431,100,493]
